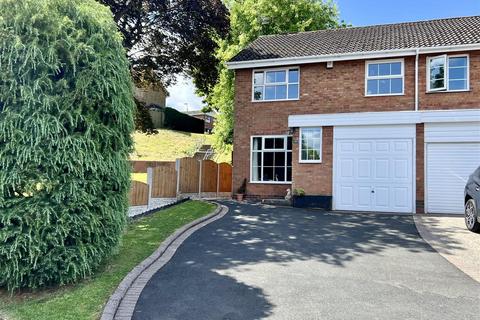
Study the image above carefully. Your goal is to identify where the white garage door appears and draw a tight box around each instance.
[426,143,480,214]
[334,125,414,213]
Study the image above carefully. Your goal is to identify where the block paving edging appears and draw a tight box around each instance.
[101,202,229,320]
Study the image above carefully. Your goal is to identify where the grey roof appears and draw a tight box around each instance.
[230,16,480,62]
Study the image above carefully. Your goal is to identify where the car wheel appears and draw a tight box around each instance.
[465,199,480,233]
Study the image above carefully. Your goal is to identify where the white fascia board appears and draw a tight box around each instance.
[227,43,480,70]
[420,109,480,123]
[288,109,480,127]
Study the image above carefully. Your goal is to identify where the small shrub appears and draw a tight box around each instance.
[293,188,306,197]
[0,0,135,290]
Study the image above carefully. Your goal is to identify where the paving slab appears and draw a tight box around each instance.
[415,214,480,282]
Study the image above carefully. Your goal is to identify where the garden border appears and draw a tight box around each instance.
[101,202,229,320]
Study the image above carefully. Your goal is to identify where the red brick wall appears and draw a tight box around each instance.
[233,50,480,199]
[291,127,333,195]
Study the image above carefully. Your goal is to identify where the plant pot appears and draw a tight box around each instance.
[236,194,245,202]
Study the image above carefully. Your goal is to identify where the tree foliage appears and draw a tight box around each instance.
[209,0,343,150]
[100,0,229,97]
[0,0,135,290]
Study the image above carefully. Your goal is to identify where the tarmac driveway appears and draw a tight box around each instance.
[133,201,480,320]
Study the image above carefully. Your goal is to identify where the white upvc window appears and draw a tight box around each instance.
[252,67,299,101]
[299,127,322,163]
[365,59,404,96]
[251,135,292,183]
[427,54,469,92]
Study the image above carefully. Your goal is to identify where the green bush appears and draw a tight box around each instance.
[0,0,135,290]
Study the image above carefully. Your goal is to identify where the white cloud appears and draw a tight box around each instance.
[166,75,206,112]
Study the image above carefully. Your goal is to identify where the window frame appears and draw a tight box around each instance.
[299,127,323,163]
[364,58,405,97]
[250,135,293,184]
[251,67,300,102]
[426,54,469,93]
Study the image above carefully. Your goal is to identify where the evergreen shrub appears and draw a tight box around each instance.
[0,0,135,290]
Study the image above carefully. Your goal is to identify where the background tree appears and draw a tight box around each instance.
[100,0,229,97]
[208,0,343,150]
[0,0,135,290]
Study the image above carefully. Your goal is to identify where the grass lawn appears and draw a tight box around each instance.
[0,200,216,320]
[131,173,148,184]
[130,129,231,164]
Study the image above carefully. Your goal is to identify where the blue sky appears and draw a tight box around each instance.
[167,0,480,111]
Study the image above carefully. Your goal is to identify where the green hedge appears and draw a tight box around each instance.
[0,0,135,290]
[164,107,204,133]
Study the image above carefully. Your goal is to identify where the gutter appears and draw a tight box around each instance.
[226,43,480,70]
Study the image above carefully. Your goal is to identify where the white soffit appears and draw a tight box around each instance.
[288,109,480,127]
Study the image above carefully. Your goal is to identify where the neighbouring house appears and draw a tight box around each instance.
[227,16,480,215]
[184,111,216,133]
[135,83,169,128]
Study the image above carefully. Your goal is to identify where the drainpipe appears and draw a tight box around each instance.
[415,48,420,111]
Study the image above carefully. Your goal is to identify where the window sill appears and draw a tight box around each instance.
[299,160,322,164]
[249,181,292,185]
[251,98,300,103]
[426,89,470,94]
[365,93,405,97]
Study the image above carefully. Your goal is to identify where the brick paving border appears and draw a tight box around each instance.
[101,202,229,320]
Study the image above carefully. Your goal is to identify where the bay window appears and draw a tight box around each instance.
[427,54,469,92]
[251,136,292,183]
[253,68,299,101]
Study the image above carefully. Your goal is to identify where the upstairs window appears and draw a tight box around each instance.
[253,68,299,101]
[427,55,469,92]
[366,60,404,96]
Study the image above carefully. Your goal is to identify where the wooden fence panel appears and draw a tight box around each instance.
[179,157,200,193]
[218,162,233,193]
[129,181,149,206]
[202,160,218,192]
[151,163,177,197]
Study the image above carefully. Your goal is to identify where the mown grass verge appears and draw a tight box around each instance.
[0,200,216,320]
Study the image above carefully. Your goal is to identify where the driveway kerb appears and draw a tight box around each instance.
[101,202,229,320]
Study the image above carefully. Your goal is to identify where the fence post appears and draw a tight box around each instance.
[175,159,180,197]
[198,160,202,199]
[147,167,153,208]
[216,163,220,198]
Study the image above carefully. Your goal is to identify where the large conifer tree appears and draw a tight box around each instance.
[0,0,135,290]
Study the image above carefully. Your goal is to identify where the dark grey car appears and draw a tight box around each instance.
[465,166,480,232]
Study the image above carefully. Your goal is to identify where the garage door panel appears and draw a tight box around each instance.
[394,159,409,179]
[339,158,354,179]
[375,159,389,179]
[334,128,414,213]
[426,143,480,214]
[393,187,409,208]
[339,186,354,206]
[358,159,371,178]
[358,187,372,207]
[375,141,390,152]
[374,187,389,207]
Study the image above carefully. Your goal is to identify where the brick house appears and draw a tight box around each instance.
[227,16,480,214]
